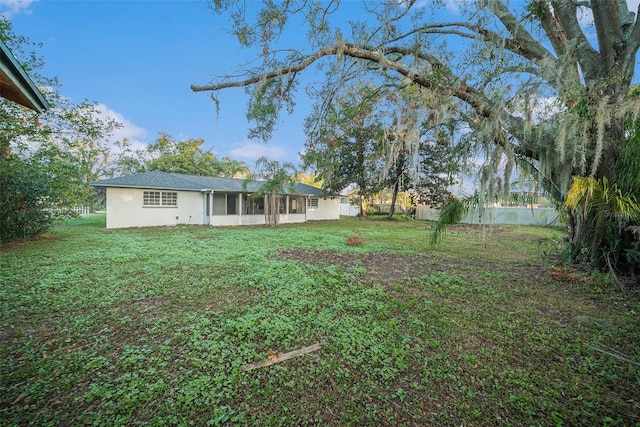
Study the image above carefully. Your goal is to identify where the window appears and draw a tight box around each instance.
[289,196,306,214]
[307,197,318,208]
[212,193,238,215]
[227,194,237,215]
[143,191,177,207]
[162,192,177,206]
[212,193,226,215]
[143,191,160,206]
[244,195,264,215]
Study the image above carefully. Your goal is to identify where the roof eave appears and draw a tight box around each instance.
[92,183,327,196]
[89,182,200,192]
[0,39,50,113]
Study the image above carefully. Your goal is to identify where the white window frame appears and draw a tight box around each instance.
[162,191,177,206]
[143,191,161,206]
[143,191,177,207]
[307,197,319,208]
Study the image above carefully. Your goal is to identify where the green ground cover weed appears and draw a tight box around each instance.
[1,215,638,425]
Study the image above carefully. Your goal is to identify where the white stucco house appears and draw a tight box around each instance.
[90,171,340,229]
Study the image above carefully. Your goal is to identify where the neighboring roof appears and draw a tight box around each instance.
[91,171,335,197]
[0,38,50,113]
[340,185,360,199]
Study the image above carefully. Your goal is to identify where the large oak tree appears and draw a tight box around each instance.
[192,0,640,270]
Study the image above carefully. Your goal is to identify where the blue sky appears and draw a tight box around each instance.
[3,0,640,172]
[2,0,312,164]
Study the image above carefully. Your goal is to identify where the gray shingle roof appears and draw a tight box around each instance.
[90,171,332,197]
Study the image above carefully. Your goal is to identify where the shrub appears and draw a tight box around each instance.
[0,152,89,243]
[0,157,54,242]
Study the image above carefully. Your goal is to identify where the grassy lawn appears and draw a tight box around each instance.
[1,214,639,426]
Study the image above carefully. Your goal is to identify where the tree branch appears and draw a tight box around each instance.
[192,40,533,161]
[484,0,575,90]
[548,1,598,82]
[620,3,640,86]
[486,0,556,63]
[191,46,341,92]
[386,19,556,71]
[592,0,620,75]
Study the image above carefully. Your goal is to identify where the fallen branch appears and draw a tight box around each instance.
[587,345,640,366]
[241,342,322,371]
[549,266,589,283]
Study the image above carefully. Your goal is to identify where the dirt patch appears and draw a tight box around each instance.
[278,248,477,286]
[276,248,633,324]
[276,248,575,303]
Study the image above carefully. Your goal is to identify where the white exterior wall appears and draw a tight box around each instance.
[241,214,267,225]
[209,215,243,226]
[209,213,308,226]
[282,213,307,224]
[105,188,204,229]
[105,188,340,228]
[307,198,340,221]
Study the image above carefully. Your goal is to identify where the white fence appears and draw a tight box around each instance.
[44,206,91,219]
[71,206,90,218]
[340,203,361,216]
[416,205,562,226]
[47,206,90,219]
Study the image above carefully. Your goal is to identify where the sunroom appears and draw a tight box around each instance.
[206,192,310,226]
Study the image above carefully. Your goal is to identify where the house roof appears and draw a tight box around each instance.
[91,171,333,197]
[0,39,50,113]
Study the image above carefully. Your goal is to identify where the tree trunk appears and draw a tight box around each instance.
[567,208,610,267]
[264,194,279,227]
[387,178,400,220]
[358,194,367,218]
[567,210,587,259]
[567,133,622,268]
[1,142,9,159]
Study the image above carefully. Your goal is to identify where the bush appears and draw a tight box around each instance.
[0,156,55,243]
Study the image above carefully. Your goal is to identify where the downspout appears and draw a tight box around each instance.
[210,190,214,225]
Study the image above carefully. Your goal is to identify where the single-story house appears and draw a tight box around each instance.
[90,171,340,229]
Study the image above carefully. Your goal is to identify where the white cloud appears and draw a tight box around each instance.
[411,0,465,14]
[94,103,149,152]
[444,0,461,13]
[228,142,289,162]
[0,0,36,18]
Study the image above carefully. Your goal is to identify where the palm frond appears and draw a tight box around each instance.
[429,197,471,248]
[564,176,640,224]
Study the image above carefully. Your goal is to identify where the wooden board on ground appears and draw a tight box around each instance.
[241,342,322,371]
